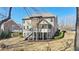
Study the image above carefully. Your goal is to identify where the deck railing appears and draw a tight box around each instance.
[24,28,52,41]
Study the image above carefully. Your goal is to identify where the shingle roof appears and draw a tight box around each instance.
[0,18,10,26]
[23,13,56,20]
[31,13,56,17]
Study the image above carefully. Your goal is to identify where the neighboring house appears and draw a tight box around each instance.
[0,19,22,32]
[22,13,58,40]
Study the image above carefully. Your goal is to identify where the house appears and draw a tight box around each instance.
[0,19,22,32]
[22,13,58,40]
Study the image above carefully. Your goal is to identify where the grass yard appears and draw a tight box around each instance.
[0,31,75,51]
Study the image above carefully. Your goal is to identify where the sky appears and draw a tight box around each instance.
[0,7,76,26]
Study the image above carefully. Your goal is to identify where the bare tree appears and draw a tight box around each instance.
[0,7,12,25]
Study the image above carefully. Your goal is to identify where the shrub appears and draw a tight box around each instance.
[19,32,22,35]
[4,31,11,38]
[19,32,23,38]
[54,31,64,39]
[11,32,23,37]
[0,31,11,39]
[0,31,5,39]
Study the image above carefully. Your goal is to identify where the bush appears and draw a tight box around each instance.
[19,32,23,38]
[0,31,11,39]
[11,32,23,37]
[4,31,11,38]
[54,31,64,39]
[0,31,5,39]
[19,32,22,35]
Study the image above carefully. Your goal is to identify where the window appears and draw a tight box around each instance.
[42,25,44,28]
[27,26,29,29]
[40,24,48,29]
[40,24,52,29]
[41,24,47,29]
[48,24,52,29]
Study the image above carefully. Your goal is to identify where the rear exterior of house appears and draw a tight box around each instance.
[0,19,22,32]
[23,13,58,40]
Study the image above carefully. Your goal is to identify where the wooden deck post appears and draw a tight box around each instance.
[47,24,48,40]
[33,29,34,41]
[36,28,38,41]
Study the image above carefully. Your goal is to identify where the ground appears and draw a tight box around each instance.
[0,31,75,51]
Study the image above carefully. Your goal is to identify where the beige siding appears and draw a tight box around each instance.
[31,18,40,28]
[23,13,58,39]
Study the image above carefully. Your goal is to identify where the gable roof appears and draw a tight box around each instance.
[37,19,51,26]
[0,18,21,29]
[0,19,22,31]
[4,20,21,29]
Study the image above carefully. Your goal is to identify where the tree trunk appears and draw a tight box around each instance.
[75,7,79,50]
[8,7,12,19]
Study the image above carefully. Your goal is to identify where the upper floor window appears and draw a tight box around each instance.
[48,24,52,29]
[41,24,48,29]
[41,24,52,29]
[51,18,54,22]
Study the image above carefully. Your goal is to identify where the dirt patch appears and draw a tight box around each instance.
[0,31,75,51]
